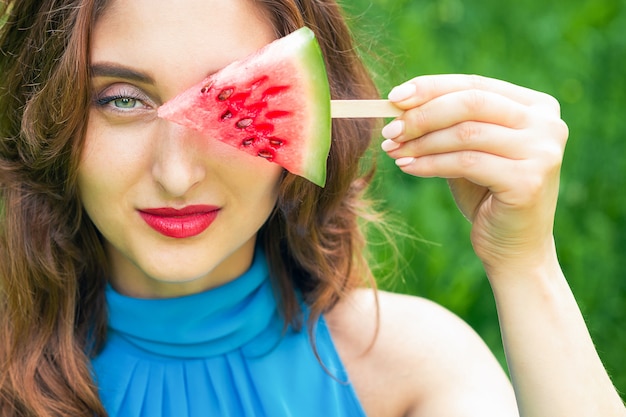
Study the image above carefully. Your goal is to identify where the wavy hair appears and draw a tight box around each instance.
[0,0,379,415]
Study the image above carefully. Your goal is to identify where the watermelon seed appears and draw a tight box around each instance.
[218,88,234,101]
[242,137,256,147]
[258,149,274,160]
[269,138,283,147]
[220,110,233,120]
[200,81,214,94]
[236,118,253,129]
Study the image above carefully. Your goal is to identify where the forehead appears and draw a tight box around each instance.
[90,0,276,95]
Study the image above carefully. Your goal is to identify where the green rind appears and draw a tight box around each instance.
[291,27,332,187]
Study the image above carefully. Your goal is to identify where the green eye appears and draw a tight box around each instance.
[95,94,148,113]
[94,85,152,114]
[113,97,140,109]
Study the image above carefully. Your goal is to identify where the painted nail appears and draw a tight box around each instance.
[381,139,401,152]
[388,83,416,102]
[381,120,404,139]
[395,157,415,167]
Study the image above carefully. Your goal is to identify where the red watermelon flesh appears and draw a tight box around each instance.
[157,27,331,187]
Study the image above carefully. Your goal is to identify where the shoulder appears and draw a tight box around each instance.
[325,288,519,417]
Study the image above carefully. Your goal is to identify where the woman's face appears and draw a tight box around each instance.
[79,0,282,298]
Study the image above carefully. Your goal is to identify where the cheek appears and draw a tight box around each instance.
[77,125,108,206]
[257,167,283,211]
[76,147,119,233]
[219,158,283,231]
[218,151,284,206]
[77,120,143,224]
[78,115,149,192]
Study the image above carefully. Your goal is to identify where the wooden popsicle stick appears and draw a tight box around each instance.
[330,99,403,118]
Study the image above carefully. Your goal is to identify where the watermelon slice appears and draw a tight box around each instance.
[157,27,331,187]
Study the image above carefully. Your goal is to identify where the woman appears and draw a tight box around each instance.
[0,0,623,416]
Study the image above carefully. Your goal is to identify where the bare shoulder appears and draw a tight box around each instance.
[325,289,519,417]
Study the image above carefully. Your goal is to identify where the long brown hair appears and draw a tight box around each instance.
[0,0,379,415]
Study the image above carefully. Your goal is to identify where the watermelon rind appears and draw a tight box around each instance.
[157,27,332,187]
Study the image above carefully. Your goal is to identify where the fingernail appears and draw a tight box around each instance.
[381,120,404,139]
[388,83,416,102]
[395,157,415,167]
[381,139,401,152]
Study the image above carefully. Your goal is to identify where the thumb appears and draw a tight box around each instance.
[447,178,490,222]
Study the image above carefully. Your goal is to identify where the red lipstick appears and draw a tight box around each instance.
[138,205,219,238]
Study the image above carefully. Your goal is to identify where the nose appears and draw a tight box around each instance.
[152,122,206,198]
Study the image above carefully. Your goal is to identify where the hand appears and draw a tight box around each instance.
[380,74,569,276]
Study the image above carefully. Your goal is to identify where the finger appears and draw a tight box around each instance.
[388,74,561,115]
[393,150,536,202]
[382,121,529,161]
[382,89,530,143]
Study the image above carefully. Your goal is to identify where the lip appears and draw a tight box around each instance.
[138,205,219,238]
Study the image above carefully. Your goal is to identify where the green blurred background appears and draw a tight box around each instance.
[346,0,625,399]
[1,0,623,402]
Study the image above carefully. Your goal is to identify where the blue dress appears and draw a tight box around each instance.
[91,251,367,416]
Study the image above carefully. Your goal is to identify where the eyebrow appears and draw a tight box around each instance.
[90,63,155,84]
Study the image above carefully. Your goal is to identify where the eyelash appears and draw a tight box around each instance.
[94,87,153,114]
